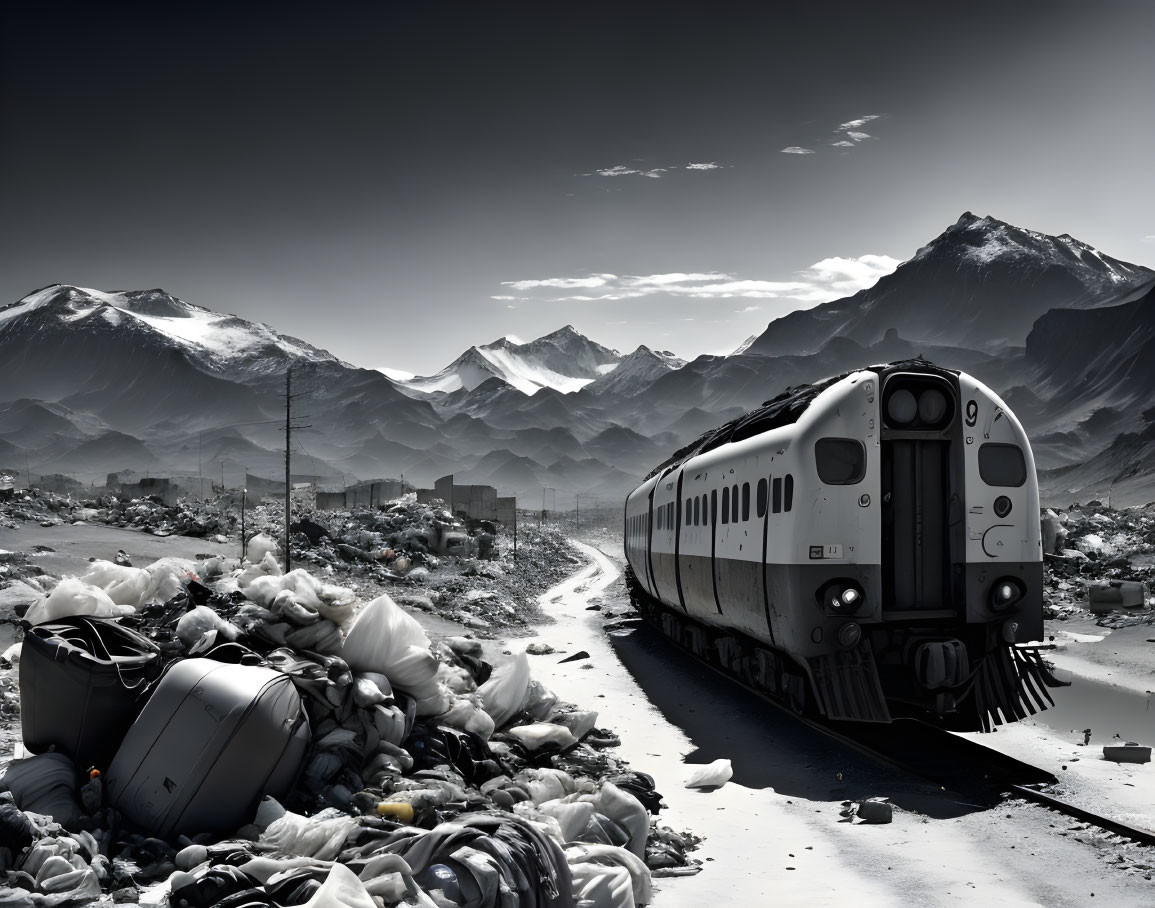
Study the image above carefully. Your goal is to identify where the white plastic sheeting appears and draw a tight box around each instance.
[23,577,135,626]
[684,758,733,789]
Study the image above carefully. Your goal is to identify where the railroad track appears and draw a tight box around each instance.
[609,615,1155,849]
[821,717,1155,847]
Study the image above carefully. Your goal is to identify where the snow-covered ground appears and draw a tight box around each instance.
[512,541,1155,905]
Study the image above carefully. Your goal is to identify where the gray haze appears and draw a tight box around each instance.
[3,1,1154,375]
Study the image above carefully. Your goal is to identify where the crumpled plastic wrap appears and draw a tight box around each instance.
[23,577,135,626]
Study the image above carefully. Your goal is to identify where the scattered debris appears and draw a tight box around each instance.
[1103,744,1152,764]
[683,759,733,790]
[0,494,699,905]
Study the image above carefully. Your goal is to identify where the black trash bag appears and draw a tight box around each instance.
[403,723,497,784]
[169,864,261,908]
[20,617,162,770]
[604,771,663,814]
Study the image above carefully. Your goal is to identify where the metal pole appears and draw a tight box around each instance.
[241,488,247,562]
[285,368,292,572]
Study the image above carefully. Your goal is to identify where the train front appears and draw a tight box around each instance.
[837,364,1060,730]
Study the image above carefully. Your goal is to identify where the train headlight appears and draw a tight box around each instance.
[989,577,1025,611]
[887,389,917,425]
[817,580,866,616]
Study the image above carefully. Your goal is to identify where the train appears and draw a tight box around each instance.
[623,359,1063,732]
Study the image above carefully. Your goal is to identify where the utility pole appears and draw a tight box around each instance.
[283,366,311,573]
[285,368,292,572]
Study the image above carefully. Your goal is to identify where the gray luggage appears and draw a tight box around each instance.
[105,658,310,838]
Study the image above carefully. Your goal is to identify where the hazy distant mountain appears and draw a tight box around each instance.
[746,212,1154,357]
[5,212,1155,505]
[578,345,685,400]
[395,326,621,395]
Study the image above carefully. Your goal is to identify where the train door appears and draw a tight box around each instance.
[878,373,958,612]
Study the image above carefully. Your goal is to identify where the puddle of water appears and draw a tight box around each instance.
[1033,671,1155,746]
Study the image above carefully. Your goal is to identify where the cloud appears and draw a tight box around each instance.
[490,295,518,301]
[1145,235,1155,242]
[581,161,724,179]
[500,255,901,306]
[504,274,617,291]
[735,305,762,313]
[584,165,669,179]
[837,115,879,131]
[845,131,871,142]
[780,146,815,155]
[832,140,855,148]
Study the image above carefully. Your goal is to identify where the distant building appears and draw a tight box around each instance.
[116,476,177,506]
[38,474,84,495]
[416,475,510,522]
[315,478,407,511]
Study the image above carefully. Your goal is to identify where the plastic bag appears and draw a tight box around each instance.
[477,652,530,728]
[684,758,733,790]
[247,533,281,564]
[23,577,134,626]
[143,556,200,603]
[569,862,636,908]
[507,723,577,752]
[81,561,152,607]
[260,810,359,861]
[537,800,594,843]
[300,863,378,908]
[175,605,241,649]
[597,783,649,859]
[341,593,441,700]
[567,843,652,906]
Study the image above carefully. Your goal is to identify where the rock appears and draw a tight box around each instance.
[856,798,893,824]
[525,643,556,655]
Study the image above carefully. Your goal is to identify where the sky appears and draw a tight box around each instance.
[3,1,1155,376]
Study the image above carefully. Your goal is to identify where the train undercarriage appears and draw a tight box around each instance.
[625,567,1066,732]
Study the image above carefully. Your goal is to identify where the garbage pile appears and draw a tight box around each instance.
[1042,504,1155,627]
[0,489,233,541]
[0,538,696,906]
[267,500,581,636]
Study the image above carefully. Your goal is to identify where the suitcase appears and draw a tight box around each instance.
[105,658,310,838]
[20,617,161,770]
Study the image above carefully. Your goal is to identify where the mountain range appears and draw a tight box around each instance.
[2,212,1154,507]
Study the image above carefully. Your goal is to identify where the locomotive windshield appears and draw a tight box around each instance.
[978,443,1027,487]
[815,437,866,484]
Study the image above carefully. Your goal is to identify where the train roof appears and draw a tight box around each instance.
[643,358,958,481]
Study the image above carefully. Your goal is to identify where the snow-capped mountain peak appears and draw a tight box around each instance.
[394,325,623,396]
[910,213,1147,286]
[0,284,339,370]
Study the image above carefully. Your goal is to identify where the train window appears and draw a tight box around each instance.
[732,484,738,518]
[979,443,1027,487]
[784,474,794,511]
[742,483,751,521]
[702,494,709,526]
[757,479,767,517]
[815,438,866,484]
[668,502,674,528]
[772,477,782,513]
[711,489,717,526]
[685,499,691,525]
[693,496,700,526]
[721,487,729,524]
